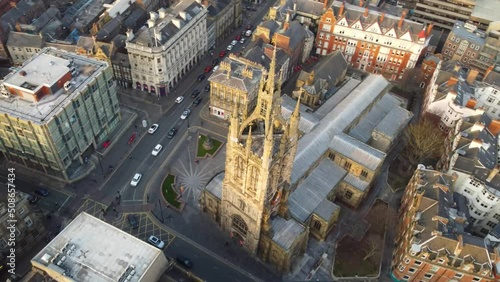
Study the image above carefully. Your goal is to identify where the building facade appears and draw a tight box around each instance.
[0,47,121,181]
[391,167,500,281]
[0,190,47,264]
[437,114,500,236]
[208,54,264,120]
[316,2,429,81]
[6,32,43,66]
[126,2,208,97]
[206,0,236,45]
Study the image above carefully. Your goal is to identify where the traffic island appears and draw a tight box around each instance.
[332,200,388,278]
[161,174,185,212]
[196,134,223,158]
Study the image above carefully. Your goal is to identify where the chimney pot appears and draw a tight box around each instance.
[359,0,364,7]
[339,3,345,16]
[364,7,369,17]
[380,12,385,22]
[398,9,408,30]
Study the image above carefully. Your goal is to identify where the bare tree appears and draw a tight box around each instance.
[402,118,445,166]
[363,239,379,261]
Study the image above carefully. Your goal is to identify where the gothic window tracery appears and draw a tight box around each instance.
[235,156,244,179]
[232,215,248,237]
[248,166,259,195]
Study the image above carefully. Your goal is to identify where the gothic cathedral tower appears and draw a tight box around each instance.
[220,46,301,254]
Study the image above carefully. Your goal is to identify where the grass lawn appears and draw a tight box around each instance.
[196,134,223,158]
[162,174,182,209]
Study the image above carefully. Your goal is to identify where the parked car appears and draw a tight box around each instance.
[245,30,252,36]
[204,65,212,73]
[180,109,191,120]
[176,256,193,269]
[191,89,200,98]
[212,58,219,66]
[151,144,163,156]
[239,38,246,44]
[192,97,202,107]
[235,35,242,41]
[231,40,238,46]
[197,74,206,81]
[130,173,142,187]
[35,188,49,196]
[219,51,226,58]
[204,84,210,92]
[175,96,184,103]
[28,195,39,205]
[128,214,139,229]
[167,127,177,139]
[148,124,159,134]
[212,66,219,72]
[226,45,233,51]
[241,30,246,36]
[148,235,165,249]
[246,24,253,30]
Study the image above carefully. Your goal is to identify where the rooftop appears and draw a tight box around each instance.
[205,172,224,199]
[471,0,500,23]
[0,47,108,124]
[270,216,306,250]
[291,75,390,184]
[31,212,166,282]
[329,133,386,171]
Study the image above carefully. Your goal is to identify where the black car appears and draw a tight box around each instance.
[28,195,39,205]
[167,127,177,139]
[35,188,49,196]
[176,256,193,269]
[191,89,200,98]
[197,74,206,81]
[192,97,202,107]
[212,58,219,66]
[204,84,210,92]
[127,214,139,229]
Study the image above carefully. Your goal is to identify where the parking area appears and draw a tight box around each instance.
[117,212,176,248]
[35,189,74,213]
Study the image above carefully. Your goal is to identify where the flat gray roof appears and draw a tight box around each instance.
[0,47,108,124]
[270,216,305,250]
[31,212,164,282]
[471,0,500,22]
[329,133,386,171]
[205,172,224,199]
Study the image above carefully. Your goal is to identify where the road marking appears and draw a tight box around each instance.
[122,199,142,202]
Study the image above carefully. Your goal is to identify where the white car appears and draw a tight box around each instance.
[148,235,165,249]
[130,173,142,187]
[180,109,191,120]
[239,38,246,44]
[148,124,159,134]
[213,65,219,72]
[152,144,163,156]
[231,40,238,46]
[175,96,184,103]
[226,45,233,51]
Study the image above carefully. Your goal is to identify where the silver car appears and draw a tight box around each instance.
[148,235,165,248]
[130,173,142,187]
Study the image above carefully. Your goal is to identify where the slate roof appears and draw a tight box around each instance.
[31,7,60,32]
[270,217,306,250]
[130,1,205,47]
[281,95,319,134]
[331,1,424,41]
[349,93,401,143]
[243,40,290,72]
[313,51,348,85]
[1,0,45,32]
[291,75,389,184]
[373,106,413,139]
[7,32,44,48]
[278,21,307,49]
[313,199,340,221]
[450,21,485,46]
[289,158,347,223]
[123,7,147,32]
[343,173,370,192]
[313,78,362,119]
[330,133,386,171]
[208,56,264,99]
[96,16,123,42]
[205,172,224,199]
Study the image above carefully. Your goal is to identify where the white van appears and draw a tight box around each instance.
[245,30,252,37]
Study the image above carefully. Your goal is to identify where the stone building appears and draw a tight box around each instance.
[292,51,347,108]
[206,0,236,45]
[126,1,207,97]
[0,190,47,264]
[6,32,43,65]
[0,47,120,182]
[208,54,265,120]
[391,167,500,281]
[316,1,430,81]
[203,70,413,272]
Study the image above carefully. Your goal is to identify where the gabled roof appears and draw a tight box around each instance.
[329,133,386,171]
[330,1,424,42]
[270,216,306,250]
[7,32,43,48]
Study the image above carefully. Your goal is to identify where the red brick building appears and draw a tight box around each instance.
[315,1,431,80]
[391,167,500,282]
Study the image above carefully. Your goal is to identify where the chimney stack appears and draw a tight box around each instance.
[380,12,385,22]
[426,23,434,36]
[339,2,345,16]
[359,0,364,7]
[398,9,408,30]
[364,7,369,17]
[487,165,500,182]
[324,0,328,9]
